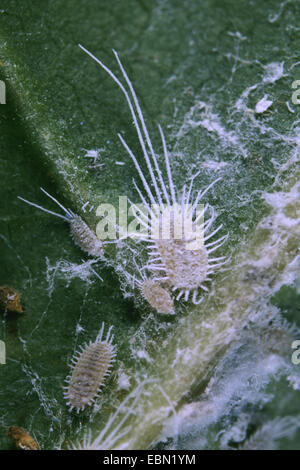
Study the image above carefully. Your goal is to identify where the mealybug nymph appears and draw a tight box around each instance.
[79,45,228,305]
[64,323,116,413]
[132,274,175,315]
[141,279,175,315]
[127,263,175,314]
[18,188,103,257]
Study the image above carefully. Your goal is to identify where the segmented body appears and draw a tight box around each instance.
[155,240,209,289]
[64,323,116,412]
[141,279,174,315]
[129,261,175,314]
[70,213,103,256]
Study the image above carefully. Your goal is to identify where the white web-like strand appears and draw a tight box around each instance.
[46,257,103,288]
[71,381,150,450]
[159,324,298,450]
[240,416,300,450]
[21,364,66,447]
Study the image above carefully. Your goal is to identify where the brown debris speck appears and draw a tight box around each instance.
[8,426,39,450]
[0,286,23,314]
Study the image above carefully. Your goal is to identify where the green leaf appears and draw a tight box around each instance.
[0,0,299,450]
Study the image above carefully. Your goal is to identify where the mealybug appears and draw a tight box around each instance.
[134,276,175,315]
[64,323,116,413]
[18,188,103,257]
[79,45,228,305]
[127,263,175,315]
